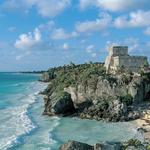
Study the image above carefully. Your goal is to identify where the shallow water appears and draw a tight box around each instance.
[0,73,141,150]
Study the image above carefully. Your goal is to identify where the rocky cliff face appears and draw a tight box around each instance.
[41,62,150,121]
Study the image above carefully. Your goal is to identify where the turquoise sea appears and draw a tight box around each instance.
[0,73,142,150]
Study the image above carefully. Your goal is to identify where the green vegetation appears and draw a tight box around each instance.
[122,74,133,85]
[43,62,121,96]
[119,94,133,106]
[44,62,103,90]
[122,139,142,149]
[103,75,118,86]
[43,62,150,109]
[142,72,150,83]
[122,139,150,150]
[146,145,150,150]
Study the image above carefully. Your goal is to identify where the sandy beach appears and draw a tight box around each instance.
[133,111,150,142]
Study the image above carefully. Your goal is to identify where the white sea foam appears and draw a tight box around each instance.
[32,116,61,150]
[0,81,46,150]
[0,96,36,149]
[49,117,60,146]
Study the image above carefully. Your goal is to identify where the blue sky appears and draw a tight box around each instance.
[0,0,150,71]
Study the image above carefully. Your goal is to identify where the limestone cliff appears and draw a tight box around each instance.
[41,62,150,122]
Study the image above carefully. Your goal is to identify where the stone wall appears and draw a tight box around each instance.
[109,46,128,56]
[105,46,149,73]
[113,56,148,72]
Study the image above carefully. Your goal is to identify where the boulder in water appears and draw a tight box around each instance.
[94,142,121,150]
[59,140,94,150]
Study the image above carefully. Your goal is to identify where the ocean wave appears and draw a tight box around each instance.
[0,106,35,149]
[0,83,23,89]
[49,117,61,147]
[0,82,46,150]
[0,94,38,150]
[32,116,61,150]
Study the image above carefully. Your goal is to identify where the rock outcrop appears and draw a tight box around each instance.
[94,142,121,150]
[59,139,150,150]
[43,92,75,116]
[41,62,150,121]
[59,141,94,150]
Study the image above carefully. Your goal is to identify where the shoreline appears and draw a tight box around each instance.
[19,72,43,76]
[131,113,150,142]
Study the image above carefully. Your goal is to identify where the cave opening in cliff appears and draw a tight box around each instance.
[145,91,150,101]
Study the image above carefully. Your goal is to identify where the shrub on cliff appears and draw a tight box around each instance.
[142,72,150,83]
[122,139,145,150]
[48,68,56,79]
[146,145,150,150]
[119,94,133,106]
[45,62,106,92]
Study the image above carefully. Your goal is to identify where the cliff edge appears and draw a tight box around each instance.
[41,62,150,122]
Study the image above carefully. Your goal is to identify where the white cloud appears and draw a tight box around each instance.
[85,44,97,58]
[16,51,31,61]
[114,16,128,28]
[76,12,112,33]
[2,0,71,17]
[105,41,119,51]
[105,37,140,53]
[80,39,87,44]
[79,0,94,10]
[91,53,97,58]
[15,28,41,50]
[63,43,69,50]
[146,41,150,47]
[86,45,94,53]
[39,21,79,40]
[16,55,23,61]
[123,38,139,52]
[79,0,150,12]
[35,0,71,17]
[2,0,22,10]
[144,27,150,35]
[114,10,150,28]
[39,21,55,31]
[51,28,78,40]
[8,26,16,32]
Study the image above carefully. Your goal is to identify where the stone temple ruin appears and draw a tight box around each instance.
[104,46,149,73]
